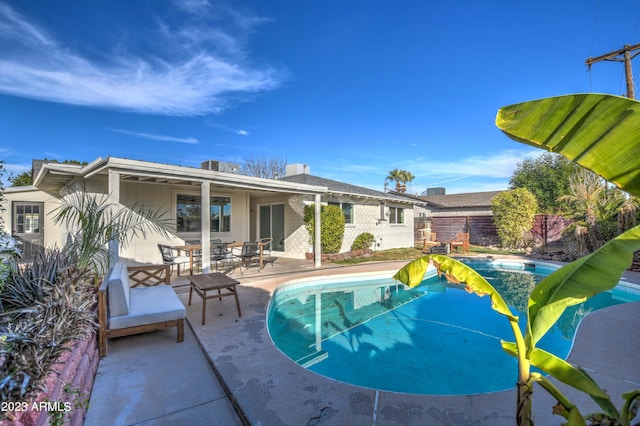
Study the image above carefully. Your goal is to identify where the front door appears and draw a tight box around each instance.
[259,204,285,251]
[12,202,44,262]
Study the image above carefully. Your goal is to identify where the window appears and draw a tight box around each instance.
[328,201,354,224]
[177,194,231,233]
[210,196,231,232]
[389,207,404,224]
[15,204,41,233]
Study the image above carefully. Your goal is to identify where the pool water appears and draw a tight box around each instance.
[267,261,638,395]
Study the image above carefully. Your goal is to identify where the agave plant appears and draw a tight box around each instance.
[52,186,173,276]
[394,93,640,425]
[0,247,96,405]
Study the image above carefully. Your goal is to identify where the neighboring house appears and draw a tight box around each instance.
[1,158,416,267]
[400,188,569,248]
[394,189,503,246]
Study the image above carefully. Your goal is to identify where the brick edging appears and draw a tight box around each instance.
[1,332,99,426]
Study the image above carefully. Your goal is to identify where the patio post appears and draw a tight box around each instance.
[107,170,120,265]
[314,194,321,267]
[201,181,211,273]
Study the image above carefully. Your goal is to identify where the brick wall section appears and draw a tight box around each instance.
[2,332,98,426]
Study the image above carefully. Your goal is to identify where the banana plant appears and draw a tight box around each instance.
[495,93,640,198]
[494,93,640,425]
[393,93,640,425]
[393,225,640,425]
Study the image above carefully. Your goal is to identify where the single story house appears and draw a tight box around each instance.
[1,157,416,269]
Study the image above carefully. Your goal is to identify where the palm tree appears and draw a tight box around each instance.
[52,186,173,276]
[386,169,415,193]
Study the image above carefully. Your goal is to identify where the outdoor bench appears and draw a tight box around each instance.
[98,262,186,357]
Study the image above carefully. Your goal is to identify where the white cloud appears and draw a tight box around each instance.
[407,149,542,180]
[107,128,198,144]
[0,2,283,116]
[314,149,544,194]
[206,122,250,136]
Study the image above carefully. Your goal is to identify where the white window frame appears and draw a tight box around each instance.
[328,201,354,224]
[389,206,404,224]
[176,193,232,234]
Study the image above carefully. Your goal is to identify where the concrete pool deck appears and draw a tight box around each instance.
[185,258,640,425]
[86,257,640,425]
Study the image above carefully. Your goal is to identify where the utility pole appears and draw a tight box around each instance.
[586,43,640,99]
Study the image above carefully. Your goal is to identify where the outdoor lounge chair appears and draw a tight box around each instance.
[98,262,185,357]
[158,244,191,275]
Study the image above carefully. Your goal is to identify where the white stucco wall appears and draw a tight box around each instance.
[1,186,65,247]
[267,195,415,258]
[3,179,415,264]
[342,200,414,252]
[116,181,251,264]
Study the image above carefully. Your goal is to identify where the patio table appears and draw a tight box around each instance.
[188,272,241,325]
[175,242,242,274]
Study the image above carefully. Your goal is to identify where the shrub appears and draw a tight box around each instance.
[303,204,345,254]
[351,232,375,251]
[491,188,538,249]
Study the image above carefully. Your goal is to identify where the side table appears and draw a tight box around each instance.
[188,272,242,325]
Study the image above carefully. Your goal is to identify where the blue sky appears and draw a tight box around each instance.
[1,1,638,194]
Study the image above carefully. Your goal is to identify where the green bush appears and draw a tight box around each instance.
[491,188,538,249]
[351,232,375,251]
[303,204,345,254]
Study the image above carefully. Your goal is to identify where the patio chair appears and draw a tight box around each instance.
[256,237,277,269]
[422,232,439,252]
[450,233,470,253]
[184,240,202,271]
[211,242,232,272]
[158,244,191,276]
[233,241,260,275]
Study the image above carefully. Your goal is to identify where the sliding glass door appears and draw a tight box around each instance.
[259,204,284,251]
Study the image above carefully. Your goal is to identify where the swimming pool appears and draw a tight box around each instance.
[267,259,640,395]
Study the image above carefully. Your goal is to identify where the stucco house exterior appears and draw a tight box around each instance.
[1,157,415,268]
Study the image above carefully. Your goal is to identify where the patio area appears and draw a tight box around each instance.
[88,257,640,425]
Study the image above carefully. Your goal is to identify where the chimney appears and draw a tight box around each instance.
[285,163,310,176]
[31,159,47,184]
[426,187,446,196]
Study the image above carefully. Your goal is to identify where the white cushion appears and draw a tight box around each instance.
[109,286,186,330]
[107,262,130,317]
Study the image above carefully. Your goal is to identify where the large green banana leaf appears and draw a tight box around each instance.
[526,224,640,347]
[495,94,640,197]
[392,255,518,322]
[502,342,618,418]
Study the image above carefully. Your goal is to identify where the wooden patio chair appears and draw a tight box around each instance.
[450,233,470,253]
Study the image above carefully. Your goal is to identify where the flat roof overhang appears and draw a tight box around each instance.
[34,157,328,196]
